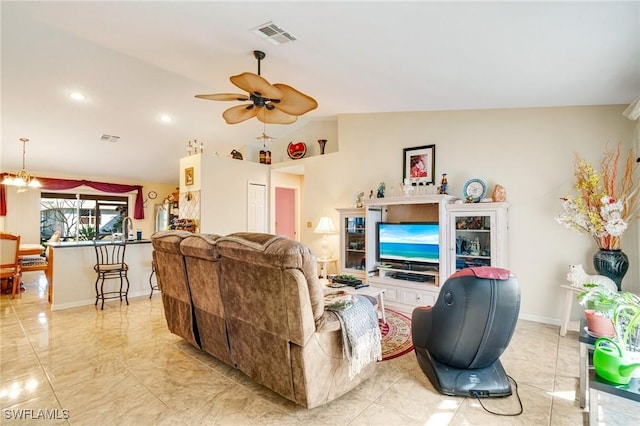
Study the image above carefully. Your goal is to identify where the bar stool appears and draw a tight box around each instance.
[149,260,159,298]
[93,238,129,309]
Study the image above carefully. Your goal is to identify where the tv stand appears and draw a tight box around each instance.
[378,266,440,286]
[357,195,508,315]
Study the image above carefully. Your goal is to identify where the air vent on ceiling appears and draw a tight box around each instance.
[100,134,120,143]
[251,21,297,45]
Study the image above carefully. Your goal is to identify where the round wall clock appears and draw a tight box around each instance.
[463,178,487,202]
[148,191,157,199]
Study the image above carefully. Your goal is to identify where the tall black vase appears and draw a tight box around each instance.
[317,139,327,155]
[593,249,629,292]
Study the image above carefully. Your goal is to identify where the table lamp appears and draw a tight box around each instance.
[314,216,336,260]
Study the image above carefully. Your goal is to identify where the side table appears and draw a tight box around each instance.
[560,284,584,336]
[317,258,338,279]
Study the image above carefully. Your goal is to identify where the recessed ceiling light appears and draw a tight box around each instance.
[160,114,173,123]
[69,92,86,101]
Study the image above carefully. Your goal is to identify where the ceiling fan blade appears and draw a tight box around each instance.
[222,104,259,124]
[195,93,249,101]
[257,108,298,125]
[272,84,318,116]
[230,72,282,99]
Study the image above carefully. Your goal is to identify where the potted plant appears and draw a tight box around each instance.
[578,284,640,345]
[592,297,640,385]
[577,284,619,337]
[612,295,640,358]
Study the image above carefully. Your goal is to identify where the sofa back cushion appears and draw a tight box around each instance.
[151,230,200,348]
[216,233,323,346]
[215,232,323,400]
[179,233,233,365]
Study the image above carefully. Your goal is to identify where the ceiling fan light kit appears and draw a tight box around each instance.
[196,50,317,125]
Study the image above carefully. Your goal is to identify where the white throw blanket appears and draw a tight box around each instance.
[326,295,382,379]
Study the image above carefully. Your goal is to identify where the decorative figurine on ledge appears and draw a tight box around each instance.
[353,191,364,208]
[491,184,507,202]
[402,178,414,197]
[377,182,386,198]
[439,173,448,194]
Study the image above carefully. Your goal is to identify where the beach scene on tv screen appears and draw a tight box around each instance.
[379,223,439,263]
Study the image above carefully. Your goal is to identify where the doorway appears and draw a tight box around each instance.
[247,182,267,232]
[275,187,297,240]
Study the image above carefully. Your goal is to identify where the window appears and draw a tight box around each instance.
[40,193,129,242]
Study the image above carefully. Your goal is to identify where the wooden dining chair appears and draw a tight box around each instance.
[0,232,22,298]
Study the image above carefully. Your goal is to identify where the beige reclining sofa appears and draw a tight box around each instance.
[151,230,377,408]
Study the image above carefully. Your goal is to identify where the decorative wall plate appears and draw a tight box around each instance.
[148,191,157,199]
[287,141,307,159]
[463,178,487,202]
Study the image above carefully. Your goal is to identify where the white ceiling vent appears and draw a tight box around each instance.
[100,134,120,143]
[251,22,297,45]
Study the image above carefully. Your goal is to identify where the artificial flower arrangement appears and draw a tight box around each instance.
[556,144,639,250]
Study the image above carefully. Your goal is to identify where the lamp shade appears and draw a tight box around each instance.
[314,216,336,234]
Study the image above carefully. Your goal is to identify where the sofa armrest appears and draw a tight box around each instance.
[314,311,341,333]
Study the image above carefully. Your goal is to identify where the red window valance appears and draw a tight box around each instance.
[0,176,144,219]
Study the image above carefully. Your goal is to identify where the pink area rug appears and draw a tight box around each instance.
[379,309,414,361]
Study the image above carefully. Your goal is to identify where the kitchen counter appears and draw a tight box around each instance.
[48,240,153,310]
[48,239,152,248]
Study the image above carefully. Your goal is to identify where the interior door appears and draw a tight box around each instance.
[275,187,296,240]
[247,182,267,232]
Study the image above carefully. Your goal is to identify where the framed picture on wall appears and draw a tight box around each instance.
[184,167,194,186]
[403,144,435,185]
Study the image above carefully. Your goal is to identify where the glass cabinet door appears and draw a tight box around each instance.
[446,202,509,277]
[452,213,493,271]
[337,208,366,278]
[344,217,366,271]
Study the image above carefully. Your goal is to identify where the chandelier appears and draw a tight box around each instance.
[2,138,41,188]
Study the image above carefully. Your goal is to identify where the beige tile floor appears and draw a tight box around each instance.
[1,272,638,425]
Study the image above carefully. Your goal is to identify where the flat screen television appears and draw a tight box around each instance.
[377,222,440,267]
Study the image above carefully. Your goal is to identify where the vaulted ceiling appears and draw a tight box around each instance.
[2,1,638,183]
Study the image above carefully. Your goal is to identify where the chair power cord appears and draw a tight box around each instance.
[471,375,523,416]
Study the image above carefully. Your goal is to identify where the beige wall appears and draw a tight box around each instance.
[294,105,637,326]
[189,155,269,235]
[269,119,339,163]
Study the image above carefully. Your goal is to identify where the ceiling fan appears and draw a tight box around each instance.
[195,50,318,125]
